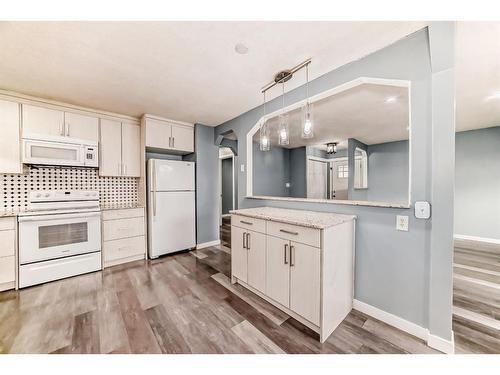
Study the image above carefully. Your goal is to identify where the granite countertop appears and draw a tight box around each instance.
[230,207,356,229]
[100,203,145,211]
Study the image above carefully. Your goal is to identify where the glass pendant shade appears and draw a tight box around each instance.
[259,121,271,151]
[278,114,289,146]
[301,102,314,138]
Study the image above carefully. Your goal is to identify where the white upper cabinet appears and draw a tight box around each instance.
[99,119,141,177]
[99,118,122,177]
[121,123,141,177]
[64,112,99,142]
[22,105,99,143]
[144,116,194,154]
[22,104,64,138]
[145,118,170,149]
[0,99,22,174]
[171,124,194,153]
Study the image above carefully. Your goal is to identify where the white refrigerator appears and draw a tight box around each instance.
[147,159,196,258]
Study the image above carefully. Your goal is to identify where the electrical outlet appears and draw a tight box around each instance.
[396,215,409,231]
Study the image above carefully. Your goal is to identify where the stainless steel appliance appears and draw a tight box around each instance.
[18,190,102,288]
[22,135,98,167]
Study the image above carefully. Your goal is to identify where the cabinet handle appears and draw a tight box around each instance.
[66,123,70,136]
[168,136,172,147]
[280,229,299,235]
[240,220,253,225]
[242,232,246,249]
[290,245,295,267]
[59,123,64,136]
[284,243,288,264]
[247,232,251,250]
[172,137,175,148]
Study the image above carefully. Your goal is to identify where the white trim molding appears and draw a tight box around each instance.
[353,299,455,354]
[196,239,221,250]
[427,332,455,354]
[454,234,500,245]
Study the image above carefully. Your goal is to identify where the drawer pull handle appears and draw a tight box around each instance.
[290,245,295,267]
[280,229,298,235]
[284,243,288,264]
[240,220,253,225]
[247,232,251,250]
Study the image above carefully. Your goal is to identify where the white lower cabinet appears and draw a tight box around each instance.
[102,208,146,268]
[0,217,16,291]
[231,211,355,343]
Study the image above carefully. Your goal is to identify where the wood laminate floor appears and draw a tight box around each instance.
[0,244,439,354]
[453,244,500,354]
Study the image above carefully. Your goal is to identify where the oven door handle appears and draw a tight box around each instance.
[18,212,101,222]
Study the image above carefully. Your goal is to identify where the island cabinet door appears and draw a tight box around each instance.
[266,236,290,308]
[246,230,266,293]
[289,242,321,326]
[231,226,247,283]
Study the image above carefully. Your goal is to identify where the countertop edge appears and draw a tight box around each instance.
[229,209,356,230]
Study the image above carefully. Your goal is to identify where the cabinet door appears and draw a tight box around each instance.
[266,236,290,307]
[121,123,141,177]
[64,112,99,142]
[22,104,64,137]
[171,124,194,152]
[99,118,122,176]
[145,118,171,149]
[231,226,247,283]
[289,242,320,325]
[246,230,266,293]
[0,99,22,174]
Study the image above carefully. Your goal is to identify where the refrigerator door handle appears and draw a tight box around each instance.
[152,160,157,217]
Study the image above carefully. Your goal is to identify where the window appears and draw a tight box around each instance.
[337,165,348,179]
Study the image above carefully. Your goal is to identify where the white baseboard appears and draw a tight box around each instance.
[196,239,221,249]
[353,299,455,354]
[454,234,500,245]
[427,332,455,354]
[353,299,428,340]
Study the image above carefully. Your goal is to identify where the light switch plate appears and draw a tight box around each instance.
[396,215,409,231]
[240,164,245,172]
[414,201,431,219]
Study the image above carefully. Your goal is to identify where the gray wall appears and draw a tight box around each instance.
[455,126,500,240]
[252,141,290,197]
[366,140,409,203]
[214,26,456,342]
[192,124,220,245]
[289,147,307,198]
[221,157,233,215]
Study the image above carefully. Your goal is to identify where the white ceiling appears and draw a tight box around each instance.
[252,83,409,148]
[456,22,500,132]
[0,21,426,126]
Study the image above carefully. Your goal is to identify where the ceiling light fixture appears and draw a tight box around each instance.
[234,43,248,55]
[326,142,337,154]
[259,91,271,151]
[301,63,314,138]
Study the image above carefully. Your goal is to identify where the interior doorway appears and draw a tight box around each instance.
[219,147,235,248]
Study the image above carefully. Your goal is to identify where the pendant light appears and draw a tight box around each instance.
[259,91,271,151]
[326,142,338,154]
[278,79,290,146]
[301,64,314,138]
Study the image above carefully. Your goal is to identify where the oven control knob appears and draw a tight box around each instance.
[44,193,50,198]
[36,193,41,198]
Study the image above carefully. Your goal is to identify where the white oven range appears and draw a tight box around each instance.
[18,190,102,288]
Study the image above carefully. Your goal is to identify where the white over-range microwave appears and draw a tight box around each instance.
[22,135,98,167]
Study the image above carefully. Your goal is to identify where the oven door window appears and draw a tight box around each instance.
[38,222,88,249]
